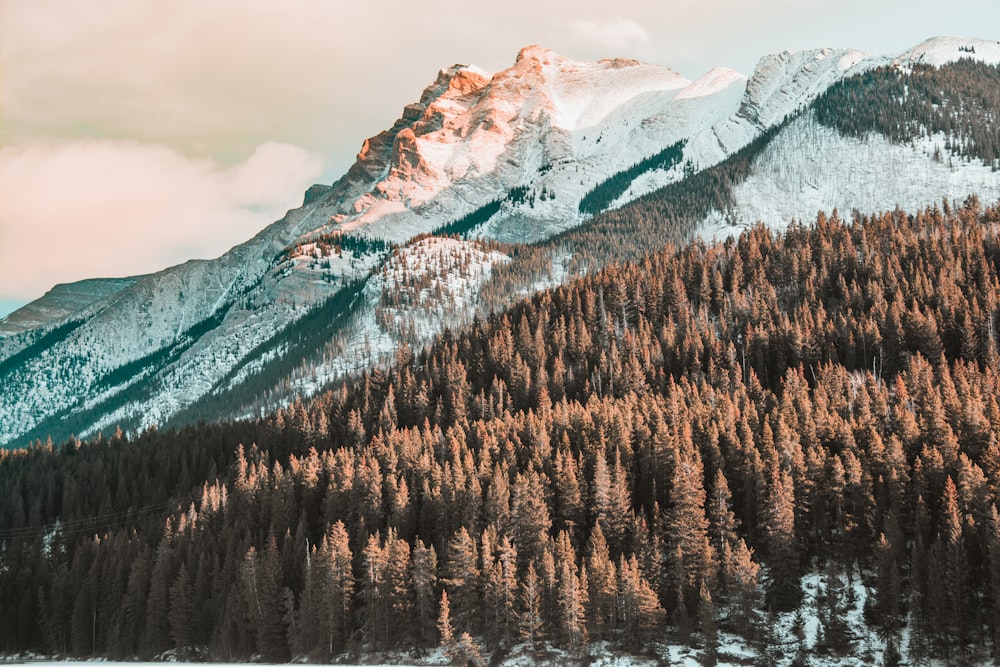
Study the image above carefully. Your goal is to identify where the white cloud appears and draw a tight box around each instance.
[0,140,324,301]
[565,17,651,57]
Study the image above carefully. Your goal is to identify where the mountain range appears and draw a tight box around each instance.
[2,35,1000,449]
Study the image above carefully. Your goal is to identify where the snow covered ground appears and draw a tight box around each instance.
[701,111,1000,243]
[280,237,509,402]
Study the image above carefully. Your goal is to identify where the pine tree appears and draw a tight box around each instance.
[292,541,322,659]
[411,539,438,648]
[698,579,718,667]
[554,448,585,540]
[384,529,413,645]
[483,534,518,647]
[437,590,454,649]
[866,532,903,641]
[604,449,633,549]
[941,476,970,657]
[585,524,617,639]
[140,541,173,659]
[327,521,354,655]
[618,554,665,649]
[360,532,389,648]
[665,437,715,606]
[511,470,552,564]
[556,553,586,648]
[518,561,544,651]
[727,537,761,638]
[167,563,195,657]
[816,562,852,655]
[762,466,800,611]
[443,527,481,635]
[241,536,290,661]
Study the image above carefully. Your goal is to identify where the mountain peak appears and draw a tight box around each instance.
[515,44,563,64]
[737,46,866,129]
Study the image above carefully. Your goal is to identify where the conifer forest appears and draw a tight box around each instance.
[3,198,1000,665]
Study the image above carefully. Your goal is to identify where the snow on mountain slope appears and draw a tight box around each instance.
[281,236,509,403]
[897,35,1000,67]
[693,48,866,167]
[618,48,866,207]
[328,46,703,244]
[0,193,352,445]
[701,110,1000,242]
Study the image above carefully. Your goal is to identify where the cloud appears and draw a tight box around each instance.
[0,0,390,176]
[0,140,324,302]
[564,17,652,57]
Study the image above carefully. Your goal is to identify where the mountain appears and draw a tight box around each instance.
[0,277,141,337]
[2,36,999,448]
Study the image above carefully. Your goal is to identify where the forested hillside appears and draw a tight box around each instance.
[815,59,1000,168]
[2,198,1000,664]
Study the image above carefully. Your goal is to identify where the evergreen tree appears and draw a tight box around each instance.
[762,467,800,611]
[556,550,586,648]
[241,537,290,662]
[437,590,454,649]
[665,436,716,606]
[443,527,481,635]
[411,539,438,649]
[167,563,195,657]
[698,579,718,667]
[518,562,544,651]
[585,524,617,639]
[510,470,552,564]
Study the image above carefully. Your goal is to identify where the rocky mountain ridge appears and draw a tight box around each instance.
[2,36,999,448]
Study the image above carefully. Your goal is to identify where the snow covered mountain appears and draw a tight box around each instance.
[2,36,999,448]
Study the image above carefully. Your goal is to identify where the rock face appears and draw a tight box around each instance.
[736,48,866,129]
[2,37,998,448]
[0,278,141,337]
[302,184,332,205]
[332,47,702,242]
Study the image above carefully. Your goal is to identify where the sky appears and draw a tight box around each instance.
[1,0,997,318]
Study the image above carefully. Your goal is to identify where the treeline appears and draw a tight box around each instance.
[555,119,790,274]
[167,278,368,430]
[2,199,1000,663]
[815,59,1000,168]
[433,185,534,239]
[286,233,393,262]
[8,302,239,450]
[578,140,687,216]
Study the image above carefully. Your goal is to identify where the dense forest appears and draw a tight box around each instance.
[815,59,1000,169]
[2,198,1000,664]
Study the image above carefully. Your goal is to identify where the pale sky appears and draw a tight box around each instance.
[1,0,997,317]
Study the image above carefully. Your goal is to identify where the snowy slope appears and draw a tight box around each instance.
[279,237,509,405]
[619,47,866,207]
[897,35,1000,67]
[700,111,1000,242]
[330,46,710,244]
